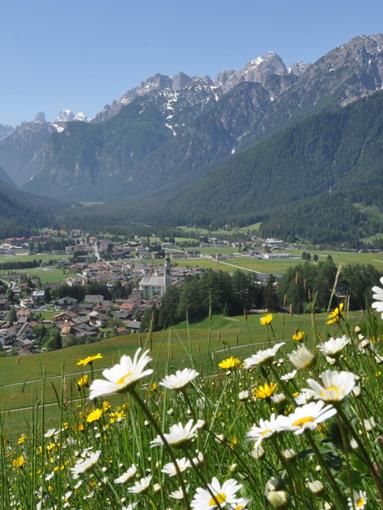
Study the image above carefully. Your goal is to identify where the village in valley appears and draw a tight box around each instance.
[0,228,290,356]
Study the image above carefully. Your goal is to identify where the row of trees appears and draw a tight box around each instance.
[277,258,381,313]
[0,259,43,270]
[54,281,133,302]
[141,261,381,331]
[141,270,278,331]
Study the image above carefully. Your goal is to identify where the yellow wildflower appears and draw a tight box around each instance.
[12,455,25,469]
[46,442,56,453]
[260,313,273,326]
[326,303,344,325]
[218,356,242,370]
[77,374,90,388]
[76,353,103,366]
[77,423,85,432]
[150,382,158,392]
[109,410,126,423]
[292,330,304,342]
[86,408,103,423]
[17,434,27,445]
[252,382,277,399]
[102,401,111,412]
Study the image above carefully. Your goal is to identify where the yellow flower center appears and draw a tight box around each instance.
[209,493,227,506]
[321,385,341,400]
[356,497,366,508]
[261,429,271,437]
[117,371,133,385]
[292,416,315,427]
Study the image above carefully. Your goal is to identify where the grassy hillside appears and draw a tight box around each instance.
[1,302,381,509]
[0,311,362,436]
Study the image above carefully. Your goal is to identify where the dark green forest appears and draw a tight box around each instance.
[166,91,383,242]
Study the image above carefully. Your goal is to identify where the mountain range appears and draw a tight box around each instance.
[0,34,383,242]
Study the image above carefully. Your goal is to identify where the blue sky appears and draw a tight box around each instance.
[1,0,383,125]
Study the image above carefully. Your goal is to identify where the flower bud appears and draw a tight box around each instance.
[266,490,289,508]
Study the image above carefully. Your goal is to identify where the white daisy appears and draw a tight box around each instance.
[348,490,367,509]
[150,419,201,448]
[282,401,337,435]
[128,475,152,494]
[89,349,153,399]
[280,369,297,381]
[305,370,356,402]
[161,457,191,476]
[372,276,383,318]
[192,451,204,466]
[247,414,285,448]
[294,388,315,405]
[243,342,285,369]
[160,368,199,390]
[191,477,242,509]
[121,504,138,510]
[232,498,248,509]
[271,393,287,404]
[318,336,350,358]
[70,450,101,478]
[44,428,58,438]
[170,488,185,500]
[288,345,314,369]
[114,464,137,484]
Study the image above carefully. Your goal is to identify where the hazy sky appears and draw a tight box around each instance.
[1,0,383,125]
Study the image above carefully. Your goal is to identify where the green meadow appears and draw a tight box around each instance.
[158,249,383,275]
[0,311,363,436]
[0,253,70,264]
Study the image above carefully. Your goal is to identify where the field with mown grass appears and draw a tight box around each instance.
[0,267,77,284]
[149,249,383,276]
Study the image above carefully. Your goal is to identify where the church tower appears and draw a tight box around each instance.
[163,258,171,294]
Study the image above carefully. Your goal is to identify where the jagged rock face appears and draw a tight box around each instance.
[0,124,14,142]
[94,72,218,123]
[220,52,288,92]
[0,120,54,186]
[238,34,383,147]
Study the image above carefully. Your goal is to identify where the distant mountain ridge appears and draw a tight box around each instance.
[2,33,383,211]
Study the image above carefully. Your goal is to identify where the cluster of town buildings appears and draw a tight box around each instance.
[0,230,292,356]
[0,230,206,355]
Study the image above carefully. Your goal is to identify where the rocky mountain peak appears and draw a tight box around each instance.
[220,51,289,93]
[56,109,88,123]
[34,112,47,124]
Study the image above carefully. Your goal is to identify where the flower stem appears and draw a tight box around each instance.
[129,386,191,510]
[337,405,383,505]
[305,431,347,508]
